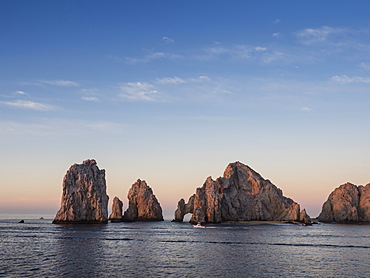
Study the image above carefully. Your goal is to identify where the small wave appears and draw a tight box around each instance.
[158,239,370,249]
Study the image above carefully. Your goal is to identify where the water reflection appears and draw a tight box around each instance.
[53,224,108,277]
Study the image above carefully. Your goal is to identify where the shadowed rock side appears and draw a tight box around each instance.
[318,182,370,223]
[174,161,310,224]
[109,196,123,222]
[122,179,164,221]
[53,159,109,224]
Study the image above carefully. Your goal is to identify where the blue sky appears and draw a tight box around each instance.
[1,1,370,218]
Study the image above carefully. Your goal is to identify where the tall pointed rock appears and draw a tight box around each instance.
[123,179,164,221]
[53,159,109,224]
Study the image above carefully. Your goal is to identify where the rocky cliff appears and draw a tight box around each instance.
[318,182,370,223]
[122,179,164,221]
[53,159,109,224]
[109,196,123,222]
[174,161,310,224]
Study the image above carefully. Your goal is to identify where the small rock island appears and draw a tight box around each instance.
[174,161,311,224]
[53,159,109,224]
[122,179,164,222]
[318,182,370,223]
[109,196,124,222]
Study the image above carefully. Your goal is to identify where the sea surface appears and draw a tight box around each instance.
[1,214,370,277]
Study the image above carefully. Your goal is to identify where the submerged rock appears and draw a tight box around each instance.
[53,159,109,224]
[109,196,123,222]
[122,179,164,221]
[318,182,370,223]
[175,161,310,224]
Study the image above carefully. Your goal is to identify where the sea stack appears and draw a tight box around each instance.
[174,161,310,224]
[122,179,164,221]
[109,196,124,222]
[318,182,370,223]
[53,159,109,224]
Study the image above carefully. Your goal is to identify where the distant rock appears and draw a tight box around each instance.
[53,159,109,224]
[122,179,164,221]
[18,220,24,223]
[318,182,370,223]
[299,209,311,225]
[175,161,310,224]
[109,196,123,222]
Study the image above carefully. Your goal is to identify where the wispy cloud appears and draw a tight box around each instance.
[162,36,175,44]
[124,51,182,64]
[156,76,185,85]
[0,119,124,135]
[81,96,100,102]
[119,82,159,101]
[360,63,370,70]
[15,90,27,95]
[295,26,348,44]
[38,79,79,86]
[272,32,283,38]
[0,100,55,111]
[156,75,210,85]
[301,107,313,112]
[331,75,370,84]
[85,121,123,131]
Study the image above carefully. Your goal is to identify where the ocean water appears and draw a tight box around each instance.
[1,215,370,277]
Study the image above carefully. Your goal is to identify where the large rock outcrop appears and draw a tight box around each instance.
[174,161,310,224]
[109,196,123,222]
[53,159,109,224]
[318,182,370,223]
[122,179,164,221]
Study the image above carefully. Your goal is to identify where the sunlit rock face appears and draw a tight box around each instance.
[53,159,109,224]
[122,179,164,221]
[109,196,123,222]
[318,182,370,223]
[175,161,310,224]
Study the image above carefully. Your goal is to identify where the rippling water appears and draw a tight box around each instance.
[1,215,370,277]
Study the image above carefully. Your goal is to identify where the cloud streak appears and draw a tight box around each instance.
[0,100,55,111]
[39,79,79,86]
[81,96,100,102]
[295,26,348,44]
[162,36,175,44]
[119,82,159,101]
[331,75,370,84]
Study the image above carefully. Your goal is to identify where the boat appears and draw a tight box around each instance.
[193,222,205,228]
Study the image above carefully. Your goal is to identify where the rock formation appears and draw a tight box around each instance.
[318,182,370,223]
[173,195,195,222]
[109,196,123,222]
[53,159,109,224]
[122,179,164,221]
[299,209,311,225]
[174,161,310,224]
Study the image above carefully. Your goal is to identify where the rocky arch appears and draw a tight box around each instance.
[173,195,195,222]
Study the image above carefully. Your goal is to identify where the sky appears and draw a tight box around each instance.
[1,1,370,218]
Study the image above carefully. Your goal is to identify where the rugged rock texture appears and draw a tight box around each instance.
[109,196,123,222]
[53,159,109,224]
[318,182,370,223]
[300,209,311,225]
[173,195,195,222]
[122,179,164,221]
[175,161,310,224]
